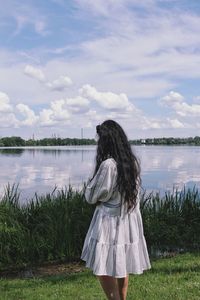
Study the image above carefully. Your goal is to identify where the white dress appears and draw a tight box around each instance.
[81,157,151,278]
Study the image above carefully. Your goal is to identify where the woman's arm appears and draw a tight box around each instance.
[84,159,117,204]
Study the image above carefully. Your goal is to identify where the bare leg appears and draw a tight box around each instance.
[97,275,120,300]
[117,275,129,300]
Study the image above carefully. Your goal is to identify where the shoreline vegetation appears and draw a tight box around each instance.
[1,135,200,147]
[0,184,200,273]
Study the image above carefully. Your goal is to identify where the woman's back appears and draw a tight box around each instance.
[81,120,151,299]
[85,157,140,218]
[81,156,150,277]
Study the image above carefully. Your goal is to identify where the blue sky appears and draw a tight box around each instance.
[0,0,200,139]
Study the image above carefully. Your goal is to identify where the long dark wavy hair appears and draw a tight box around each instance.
[92,119,141,212]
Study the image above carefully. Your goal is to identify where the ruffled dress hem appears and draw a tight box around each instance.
[81,235,151,278]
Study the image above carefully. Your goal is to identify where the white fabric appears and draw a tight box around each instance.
[81,158,151,277]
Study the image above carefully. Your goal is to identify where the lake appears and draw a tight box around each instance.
[0,145,200,203]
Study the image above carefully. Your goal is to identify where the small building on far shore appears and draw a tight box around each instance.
[141,139,146,144]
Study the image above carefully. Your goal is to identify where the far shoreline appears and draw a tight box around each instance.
[1,144,200,148]
[1,136,200,147]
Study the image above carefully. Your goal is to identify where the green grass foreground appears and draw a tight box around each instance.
[0,253,200,300]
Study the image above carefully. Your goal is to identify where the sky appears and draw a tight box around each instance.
[0,0,200,139]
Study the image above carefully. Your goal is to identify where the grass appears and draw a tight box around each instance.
[0,253,200,300]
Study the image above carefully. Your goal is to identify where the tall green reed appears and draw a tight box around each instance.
[0,184,200,270]
[140,186,200,253]
[0,184,94,269]
[0,183,26,267]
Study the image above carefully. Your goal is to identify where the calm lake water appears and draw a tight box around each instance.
[0,145,200,203]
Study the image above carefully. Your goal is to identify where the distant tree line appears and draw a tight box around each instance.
[130,136,200,145]
[0,136,96,147]
[0,136,200,147]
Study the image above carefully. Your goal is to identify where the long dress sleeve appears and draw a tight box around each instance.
[84,158,117,204]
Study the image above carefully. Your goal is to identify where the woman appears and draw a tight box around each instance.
[81,120,151,300]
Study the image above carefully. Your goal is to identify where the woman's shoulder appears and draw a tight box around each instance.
[97,158,117,175]
[101,157,117,168]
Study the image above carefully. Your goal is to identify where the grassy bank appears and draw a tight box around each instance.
[0,253,200,300]
[0,184,200,270]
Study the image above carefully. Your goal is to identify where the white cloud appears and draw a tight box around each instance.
[137,115,186,130]
[0,92,19,128]
[85,121,93,128]
[161,91,200,117]
[63,96,90,114]
[24,66,73,93]
[193,96,200,103]
[166,118,185,129]
[139,116,163,130]
[74,0,155,17]
[85,109,102,121]
[80,84,135,111]
[42,58,173,99]
[178,103,200,117]
[39,108,56,127]
[161,91,184,105]
[24,65,46,82]
[16,103,39,126]
[75,0,117,16]
[66,96,89,107]
[46,75,73,91]
[39,99,71,127]
[0,112,19,128]
[50,99,70,121]
[0,92,13,113]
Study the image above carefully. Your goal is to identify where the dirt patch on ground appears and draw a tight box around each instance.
[0,261,86,279]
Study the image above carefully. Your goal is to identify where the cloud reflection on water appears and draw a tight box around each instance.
[135,145,200,195]
[0,145,200,203]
